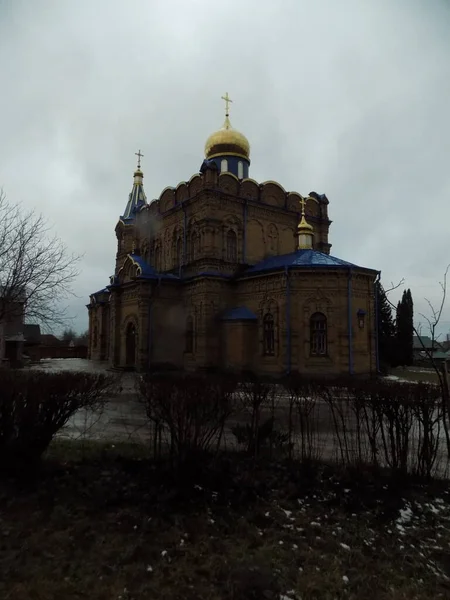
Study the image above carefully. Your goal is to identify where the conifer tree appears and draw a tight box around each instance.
[396,288,414,366]
[376,282,396,368]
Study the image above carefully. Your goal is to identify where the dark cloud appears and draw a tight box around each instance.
[1,0,449,336]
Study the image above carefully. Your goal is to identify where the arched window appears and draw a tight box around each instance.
[238,161,244,179]
[226,229,237,262]
[221,159,228,173]
[267,224,278,255]
[93,324,98,349]
[310,312,327,356]
[185,316,194,353]
[263,313,275,356]
[176,237,183,266]
[154,246,161,271]
[191,231,200,261]
[125,321,137,367]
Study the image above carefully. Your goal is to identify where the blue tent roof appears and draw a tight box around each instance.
[92,287,109,296]
[128,254,179,280]
[120,169,147,222]
[221,306,258,321]
[242,249,363,276]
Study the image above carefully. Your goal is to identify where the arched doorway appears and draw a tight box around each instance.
[125,322,137,368]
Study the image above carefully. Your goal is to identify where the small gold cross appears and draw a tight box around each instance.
[221,92,233,117]
[299,196,307,216]
[135,149,144,168]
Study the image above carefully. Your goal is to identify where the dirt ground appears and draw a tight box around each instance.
[1,441,450,600]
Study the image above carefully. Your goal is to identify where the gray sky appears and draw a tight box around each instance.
[1,0,449,337]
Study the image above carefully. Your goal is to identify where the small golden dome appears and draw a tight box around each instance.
[297,210,314,250]
[205,115,250,161]
[297,214,314,233]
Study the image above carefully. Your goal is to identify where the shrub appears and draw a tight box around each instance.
[139,374,237,469]
[234,378,276,457]
[0,370,115,471]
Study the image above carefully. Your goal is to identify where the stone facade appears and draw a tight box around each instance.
[88,108,378,376]
[88,168,378,376]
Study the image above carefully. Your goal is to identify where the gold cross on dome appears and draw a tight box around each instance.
[299,196,307,216]
[221,92,233,117]
[135,149,144,168]
[300,195,319,215]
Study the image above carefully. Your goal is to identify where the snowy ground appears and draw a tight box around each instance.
[1,443,450,599]
[27,359,450,478]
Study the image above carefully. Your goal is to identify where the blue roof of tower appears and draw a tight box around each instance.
[241,249,366,276]
[221,306,258,321]
[121,166,147,222]
[128,254,179,281]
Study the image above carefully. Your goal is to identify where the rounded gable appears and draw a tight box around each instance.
[218,172,239,195]
[240,178,260,201]
[159,187,175,213]
[188,174,203,197]
[260,181,286,208]
[175,182,189,204]
[287,192,302,212]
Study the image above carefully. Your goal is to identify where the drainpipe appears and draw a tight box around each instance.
[348,268,354,375]
[374,270,381,374]
[147,297,152,372]
[148,276,163,371]
[243,199,248,263]
[180,202,187,278]
[285,266,291,375]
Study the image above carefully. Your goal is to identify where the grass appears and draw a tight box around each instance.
[389,366,441,384]
[1,440,450,599]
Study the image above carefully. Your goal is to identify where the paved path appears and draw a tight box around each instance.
[26,359,449,477]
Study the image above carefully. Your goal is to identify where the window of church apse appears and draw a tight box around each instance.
[226,229,238,262]
[221,159,228,173]
[185,316,194,353]
[263,313,275,356]
[267,224,278,255]
[310,312,327,356]
[191,231,200,261]
[176,237,183,266]
[154,245,161,271]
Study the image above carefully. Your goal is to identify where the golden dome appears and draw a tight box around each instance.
[204,115,250,161]
[297,202,314,250]
[297,214,314,233]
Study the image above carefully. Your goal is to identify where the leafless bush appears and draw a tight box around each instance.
[232,377,277,457]
[283,375,323,463]
[404,382,442,479]
[139,374,236,469]
[319,380,363,467]
[318,379,445,478]
[0,370,115,470]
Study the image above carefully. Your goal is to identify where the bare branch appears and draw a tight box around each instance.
[0,189,81,329]
[384,278,405,294]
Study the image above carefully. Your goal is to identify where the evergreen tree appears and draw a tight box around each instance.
[376,282,396,369]
[396,289,414,366]
[405,289,414,364]
[61,327,76,343]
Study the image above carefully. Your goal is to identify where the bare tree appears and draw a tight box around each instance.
[385,267,450,456]
[0,189,80,328]
[418,265,449,350]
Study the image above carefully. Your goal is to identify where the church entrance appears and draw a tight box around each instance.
[125,322,137,368]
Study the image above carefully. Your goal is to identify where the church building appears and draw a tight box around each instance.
[87,95,379,377]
